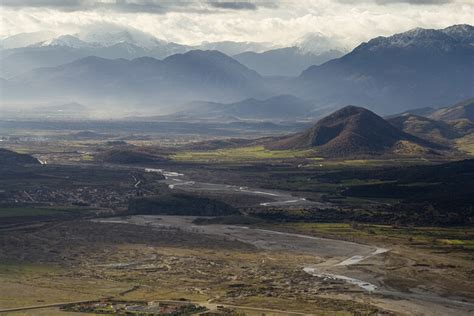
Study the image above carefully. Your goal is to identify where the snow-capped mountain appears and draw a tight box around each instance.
[356,24,474,52]
[42,35,91,49]
[298,24,474,114]
[442,24,474,45]
[232,32,346,76]
[77,26,167,49]
[196,41,273,56]
[294,32,347,55]
[0,31,57,49]
[2,24,473,115]
[0,25,274,78]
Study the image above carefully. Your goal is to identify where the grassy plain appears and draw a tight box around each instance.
[172,146,318,162]
[0,207,67,218]
[267,223,474,252]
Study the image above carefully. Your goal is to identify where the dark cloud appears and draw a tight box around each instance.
[1,0,86,10]
[210,2,257,10]
[0,0,275,13]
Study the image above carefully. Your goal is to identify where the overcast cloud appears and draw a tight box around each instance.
[1,0,473,48]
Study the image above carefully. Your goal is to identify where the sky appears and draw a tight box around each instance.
[1,0,474,49]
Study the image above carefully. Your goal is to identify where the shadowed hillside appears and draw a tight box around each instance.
[0,148,39,165]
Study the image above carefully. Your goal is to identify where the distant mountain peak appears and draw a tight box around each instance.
[294,32,346,54]
[442,24,474,45]
[443,24,474,34]
[299,24,473,114]
[357,24,473,52]
[1,31,57,49]
[43,35,90,49]
[78,25,166,49]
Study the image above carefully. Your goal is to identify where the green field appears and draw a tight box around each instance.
[0,207,66,218]
[0,207,91,218]
[172,146,435,168]
[172,146,319,162]
[273,223,474,250]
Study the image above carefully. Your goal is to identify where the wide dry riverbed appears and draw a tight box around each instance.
[96,215,386,292]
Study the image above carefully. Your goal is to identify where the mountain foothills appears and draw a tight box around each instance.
[389,98,474,142]
[184,99,473,158]
[388,114,462,143]
[267,106,444,157]
[1,24,472,115]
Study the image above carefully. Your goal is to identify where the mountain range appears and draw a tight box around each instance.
[4,50,267,104]
[296,24,474,113]
[1,24,473,116]
[0,26,341,78]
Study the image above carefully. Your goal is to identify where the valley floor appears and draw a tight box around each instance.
[0,128,473,315]
[0,214,473,315]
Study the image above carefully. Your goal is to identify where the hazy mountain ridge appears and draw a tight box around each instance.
[174,95,319,120]
[5,50,268,104]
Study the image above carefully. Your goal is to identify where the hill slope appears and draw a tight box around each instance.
[0,149,40,165]
[388,114,461,142]
[269,106,442,157]
[429,98,474,121]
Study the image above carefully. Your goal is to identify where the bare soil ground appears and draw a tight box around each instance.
[1,215,471,315]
